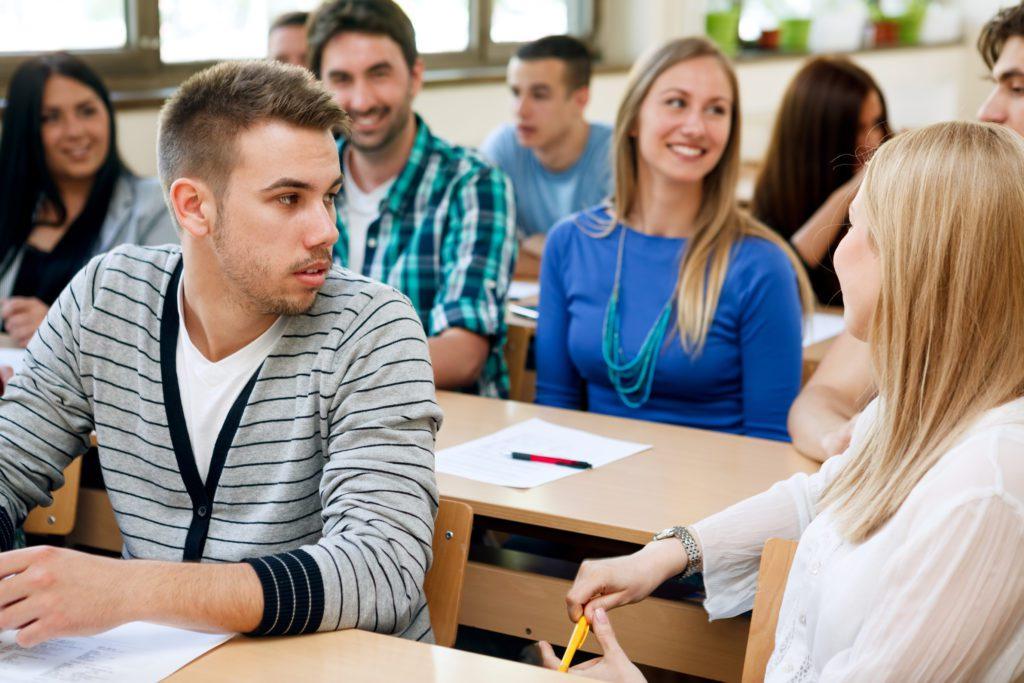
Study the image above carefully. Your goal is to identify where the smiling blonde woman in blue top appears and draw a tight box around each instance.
[535,37,813,441]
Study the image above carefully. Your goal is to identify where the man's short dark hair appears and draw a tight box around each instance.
[158,60,350,199]
[308,0,417,77]
[514,34,593,91]
[270,10,309,34]
[978,2,1024,69]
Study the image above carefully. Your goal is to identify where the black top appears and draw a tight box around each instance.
[11,225,98,305]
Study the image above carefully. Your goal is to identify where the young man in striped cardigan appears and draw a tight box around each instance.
[0,60,441,646]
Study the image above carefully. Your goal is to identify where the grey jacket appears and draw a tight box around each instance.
[0,173,177,298]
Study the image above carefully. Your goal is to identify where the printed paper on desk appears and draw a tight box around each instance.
[436,418,650,488]
[0,621,232,682]
[508,281,540,301]
[803,311,845,347]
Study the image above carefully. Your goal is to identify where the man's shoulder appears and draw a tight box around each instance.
[92,244,181,288]
[589,121,614,143]
[479,123,519,164]
[424,124,506,182]
[581,122,613,173]
[309,266,418,324]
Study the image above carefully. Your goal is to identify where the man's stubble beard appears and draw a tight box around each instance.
[348,87,416,156]
[211,208,320,318]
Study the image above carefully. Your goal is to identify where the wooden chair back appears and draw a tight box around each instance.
[24,455,83,536]
[505,323,534,402]
[423,498,473,647]
[741,538,799,682]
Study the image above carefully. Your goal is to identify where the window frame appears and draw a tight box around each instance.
[0,0,598,91]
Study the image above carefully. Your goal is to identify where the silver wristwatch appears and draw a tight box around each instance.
[653,525,703,578]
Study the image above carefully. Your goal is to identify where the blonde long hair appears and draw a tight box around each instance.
[607,37,813,352]
[820,121,1024,542]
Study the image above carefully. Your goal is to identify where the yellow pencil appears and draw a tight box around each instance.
[558,616,590,672]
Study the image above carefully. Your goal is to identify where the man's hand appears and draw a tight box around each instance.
[1,298,49,348]
[0,546,131,647]
[0,546,263,647]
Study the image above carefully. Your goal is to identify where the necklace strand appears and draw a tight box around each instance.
[601,226,675,408]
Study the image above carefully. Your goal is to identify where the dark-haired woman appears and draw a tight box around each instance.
[0,52,174,347]
[751,56,891,306]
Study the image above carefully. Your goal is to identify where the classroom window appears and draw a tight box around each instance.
[490,0,570,44]
[0,0,594,88]
[158,0,473,64]
[158,0,589,66]
[399,0,472,54]
[0,0,127,53]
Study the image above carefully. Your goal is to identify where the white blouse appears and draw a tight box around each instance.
[692,397,1024,682]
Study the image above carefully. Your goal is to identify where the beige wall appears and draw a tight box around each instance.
[117,0,997,177]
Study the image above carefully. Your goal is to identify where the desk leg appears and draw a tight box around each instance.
[458,561,748,683]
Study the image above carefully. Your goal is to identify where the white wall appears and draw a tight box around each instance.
[116,0,993,177]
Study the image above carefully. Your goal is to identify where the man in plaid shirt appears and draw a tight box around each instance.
[309,0,517,397]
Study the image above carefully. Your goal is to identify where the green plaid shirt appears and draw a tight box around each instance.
[334,115,517,397]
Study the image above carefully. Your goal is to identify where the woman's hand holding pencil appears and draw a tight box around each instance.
[536,540,690,679]
[536,608,645,681]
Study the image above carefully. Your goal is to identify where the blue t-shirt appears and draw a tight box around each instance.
[480,122,613,238]
[535,206,804,441]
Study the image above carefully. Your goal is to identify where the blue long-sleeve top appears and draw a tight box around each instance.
[536,206,804,441]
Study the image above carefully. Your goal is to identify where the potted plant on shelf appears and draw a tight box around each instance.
[706,0,741,56]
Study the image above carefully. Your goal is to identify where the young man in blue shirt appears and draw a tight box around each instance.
[481,35,612,278]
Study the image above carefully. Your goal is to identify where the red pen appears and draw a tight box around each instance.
[511,452,592,469]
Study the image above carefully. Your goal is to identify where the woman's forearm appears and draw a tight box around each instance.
[790,184,857,266]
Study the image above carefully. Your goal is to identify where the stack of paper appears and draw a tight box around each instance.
[0,622,232,682]
[508,281,540,301]
[803,311,845,347]
[436,418,650,488]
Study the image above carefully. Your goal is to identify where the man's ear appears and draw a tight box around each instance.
[169,177,217,239]
[572,84,591,111]
[409,57,426,99]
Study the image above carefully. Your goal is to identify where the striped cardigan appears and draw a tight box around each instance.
[0,245,441,640]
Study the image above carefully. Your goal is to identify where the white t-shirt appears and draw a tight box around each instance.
[176,279,287,481]
[341,153,394,275]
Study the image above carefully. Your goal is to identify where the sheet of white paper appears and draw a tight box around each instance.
[436,418,650,488]
[803,312,845,347]
[0,348,26,374]
[508,281,540,301]
[0,622,232,682]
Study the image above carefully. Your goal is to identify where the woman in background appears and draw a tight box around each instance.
[752,56,891,306]
[535,37,812,441]
[0,52,174,347]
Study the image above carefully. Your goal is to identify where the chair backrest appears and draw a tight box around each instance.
[24,455,83,536]
[741,538,799,683]
[423,498,474,647]
[504,323,534,402]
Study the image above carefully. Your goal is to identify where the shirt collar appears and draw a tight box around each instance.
[337,113,435,217]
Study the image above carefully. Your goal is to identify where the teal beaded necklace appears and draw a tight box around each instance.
[601,226,676,408]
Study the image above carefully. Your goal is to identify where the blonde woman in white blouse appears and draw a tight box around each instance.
[539,121,1024,682]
